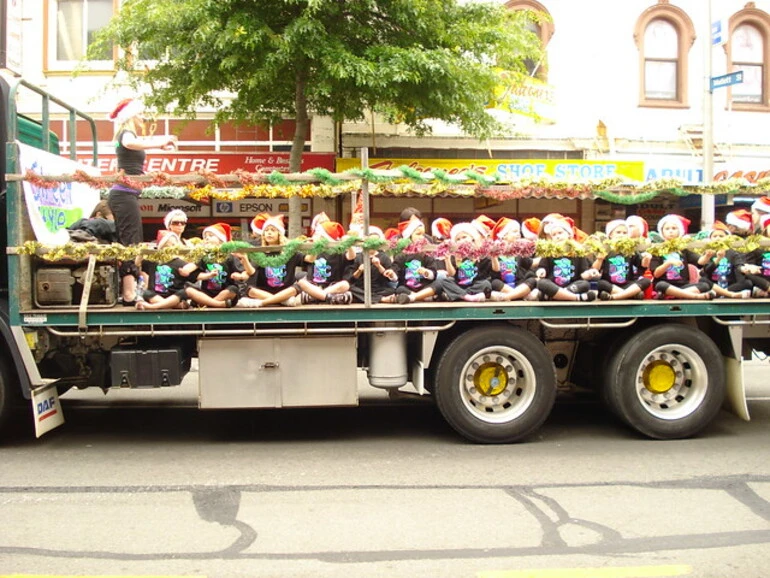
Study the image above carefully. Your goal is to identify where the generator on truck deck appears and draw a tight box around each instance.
[3,76,770,444]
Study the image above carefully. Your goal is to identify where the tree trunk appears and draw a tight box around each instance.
[288,69,309,238]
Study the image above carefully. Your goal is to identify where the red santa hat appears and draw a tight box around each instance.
[521,217,541,240]
[726,209,753,231]
[472,214,497,238]
[156,229,180,250]
[384,227,400,241]
[203,222,232,243]
[310,211,331,236]
[431,218,452,241]
[625,215,649,238]
[760,213,770,231]
[314,220,345,241]
[398,216,424,239]
[163,209,187,229]
[450,222,482,243]
[263,214,286,235]
[751,196,770,214]
[109,98,145,124]
[605,219,628,238]
[657,214,690,237]
[492,217,521,241]
[710,220,730,236]
[250,212,270,235]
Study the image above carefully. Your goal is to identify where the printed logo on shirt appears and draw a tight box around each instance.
[266,265,287,288]
[405,259,424,289]
[552,257,574,287]
[203,263,225,291]
[608,255,629,285]
[499,256,518,286]
[762,252,770,277]
[312,257,332,284]
[664,252,684,281]
[154,264,175,293]
[712,257,731,281]
[456,259,478,286]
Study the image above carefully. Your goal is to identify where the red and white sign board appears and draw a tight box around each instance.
[78,152,336,175]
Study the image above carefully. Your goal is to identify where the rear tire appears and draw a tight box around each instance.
[434,326,556,443]
[0,353,24,437]
[603,324,725,439]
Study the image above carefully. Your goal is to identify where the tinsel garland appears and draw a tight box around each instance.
[19,170,770,203]
[15,235,770,265]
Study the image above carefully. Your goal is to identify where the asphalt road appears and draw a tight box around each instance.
[1,360,769,578]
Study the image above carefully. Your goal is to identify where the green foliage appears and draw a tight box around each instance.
[91,0,543,140]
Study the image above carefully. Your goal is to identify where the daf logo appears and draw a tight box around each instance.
[215,202,233,213]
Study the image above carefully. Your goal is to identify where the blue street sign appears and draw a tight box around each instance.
[711,71,744,91]
[712,20,727,45]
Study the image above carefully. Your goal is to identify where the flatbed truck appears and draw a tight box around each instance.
[3,76,769,443]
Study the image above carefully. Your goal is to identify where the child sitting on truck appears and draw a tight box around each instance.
[488,217,537,302]
[594,219,652,301]
[381,215,442,304]
[739,214,770,298]
[698,221,752,299]
[439,220,493,302]
[649,214,714,300]
[535,214,598,302]
[182,223,247,308]
[296,218,355,305]
[239,214,306,307]
[344,226,398,303]
[135,230,217,310]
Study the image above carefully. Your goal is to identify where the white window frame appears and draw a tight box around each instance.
[45,0,117,72]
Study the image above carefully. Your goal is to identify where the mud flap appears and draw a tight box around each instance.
[32,383,65,437]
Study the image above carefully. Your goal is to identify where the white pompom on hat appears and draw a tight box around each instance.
[605,219,627,237]
[657,214,690,237]
[543,216,575,239]
[760,213,770,231]
[163,209,187,229]
[109,98,145,125]
[366,226,385,239]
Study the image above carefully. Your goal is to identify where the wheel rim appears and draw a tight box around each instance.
[458,346,537,424]
[634,344,709,420]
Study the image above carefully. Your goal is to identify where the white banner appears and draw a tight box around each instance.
[19,142,102,245]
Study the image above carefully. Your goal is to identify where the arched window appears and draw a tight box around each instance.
[728,6,770,111]
[634,2,695,108]
[505,0,554,82]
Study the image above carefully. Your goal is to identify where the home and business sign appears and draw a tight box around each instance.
[78,152,336,175]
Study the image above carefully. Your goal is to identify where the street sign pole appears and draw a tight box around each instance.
[702,0,715,229]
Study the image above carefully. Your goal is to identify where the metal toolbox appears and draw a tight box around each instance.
[35,268,75,305]
[110,347,185,388]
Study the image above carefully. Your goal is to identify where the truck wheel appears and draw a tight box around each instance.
[604,324,725,439]
[0,355,23,435]
[434,326,556,443]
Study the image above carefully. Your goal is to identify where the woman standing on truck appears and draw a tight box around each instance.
[107,98,177,305]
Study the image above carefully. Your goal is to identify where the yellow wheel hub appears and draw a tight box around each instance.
[643,360,676,394]
[474,362,508,396]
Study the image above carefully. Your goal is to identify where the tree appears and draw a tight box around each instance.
[93,0,543,235]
